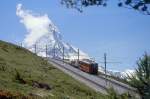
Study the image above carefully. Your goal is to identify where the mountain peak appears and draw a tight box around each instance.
[16,4,89,60]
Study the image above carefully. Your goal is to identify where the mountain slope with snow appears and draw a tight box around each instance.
[16,4,89,60]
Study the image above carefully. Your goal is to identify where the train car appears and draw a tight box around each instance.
[79,60,98,74]
[70,60,79,68]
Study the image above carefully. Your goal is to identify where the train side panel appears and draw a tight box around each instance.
[79,63,91,73]
[68,60,98,75]
[79,61,98,74]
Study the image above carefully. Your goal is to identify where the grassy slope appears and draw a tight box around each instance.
[0,40,106,99]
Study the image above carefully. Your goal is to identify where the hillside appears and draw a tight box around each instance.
[0,40,105,99]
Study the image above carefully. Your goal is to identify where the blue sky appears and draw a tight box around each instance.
[0,0,149,71]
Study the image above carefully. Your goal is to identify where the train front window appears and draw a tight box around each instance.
[92,63,98,67]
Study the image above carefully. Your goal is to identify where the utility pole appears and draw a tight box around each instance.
[20,43,22,47]
[104,53,107,77]
[34,44,37,54]
[63,47,64,63]
[104,53,107,85]
[53,45,55,59]
[77,48,80,63]
[99,53,122,85]
[46,45,47,58]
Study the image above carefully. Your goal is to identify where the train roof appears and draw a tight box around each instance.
[80,59,97,64]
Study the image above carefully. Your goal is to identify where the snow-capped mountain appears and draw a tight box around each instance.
[16,4,89,60]
[98,65,135,79]
[29,26,89,60]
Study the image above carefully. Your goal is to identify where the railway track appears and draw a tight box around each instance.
[97,74,137,92]
[49,59,107,89]
[48,58,140,98]
[48,59,108,94]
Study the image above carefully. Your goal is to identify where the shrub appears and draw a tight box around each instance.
[14,69,26,84]
[128,53,150,99]
[0,58,7,71]
[106,87,135,99]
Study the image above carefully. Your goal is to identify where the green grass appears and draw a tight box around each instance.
[0,40,106,99]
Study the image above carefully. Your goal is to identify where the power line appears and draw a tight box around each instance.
[101,53,122,85]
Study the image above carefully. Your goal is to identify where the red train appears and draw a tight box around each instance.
[69,59,98,75]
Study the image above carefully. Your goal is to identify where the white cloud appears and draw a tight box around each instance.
[16,3,59,47]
